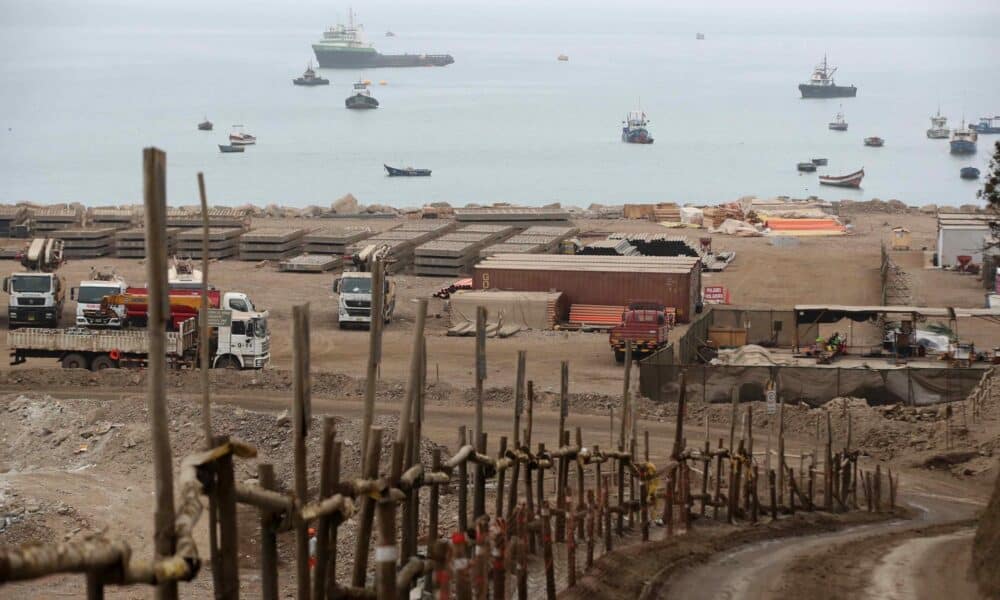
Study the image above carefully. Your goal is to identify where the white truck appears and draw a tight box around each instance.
[3,238,66,329]
[333,272,396,328]
[71,268,128,328]
[8,310,270,370]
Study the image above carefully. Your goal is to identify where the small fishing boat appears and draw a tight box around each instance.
[819,168,864,188]
[811,158,828,166]
[622,111,653,144]
[385,164,431,177]
[696,32,705,40]
[557,54,569,61]
[960,167,981,179]
[797,162,817,172]
[229,125,256,145]
[218,144,244,153]
[293,62,329,86]
[971,116,1000,134]
[950,121,978,154]
[197,118,213,131]
[864,136,884,147]
[829,108,848,131]
[927,109,949,139]
[385,30,396,37]
[345,81,379,109]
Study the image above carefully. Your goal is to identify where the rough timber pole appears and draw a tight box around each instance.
[474,306,487,519]
[143,148,177,600]
[292,304,311,599]
[353,427,384,587]
[361,258,385,464]
[620,342,632,450]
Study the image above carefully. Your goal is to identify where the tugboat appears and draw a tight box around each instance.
[972,116,1000,134]
[819,168,865,188]
[829,108,848,131]
[960,167,981,179]
[864,136,885,147]
[621,111,653,144]
[312,10,453,68]
[385,164,431,177]
[950,121,978,154]
[927,109,949,139]
[293,62,329,86]
[197,117,213,131]
[345,81,379,109]
[228,125,256,146]
[799,55,857,98]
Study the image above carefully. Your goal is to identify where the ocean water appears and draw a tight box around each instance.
[0,1,998,208]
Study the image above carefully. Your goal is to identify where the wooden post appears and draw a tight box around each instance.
[744,405,754,512]
[674,371,688,460]
[586,489,596,568]
[497,436,508,518]
[514,351,526,447]
[328,442,342,597]
[751,465,760,523]
[474,307,487,520]
[313,418,336,600]
[429,447,441,542]
[537,443,546,524]
[526,380,535,448]
[620,342,632,450]
[662,465,674,537]
[376,475,398,600]
[291,304,311,600]
[556,362,569,542]
[143,147,177,600]
[701,439,711,515]
[473,517,489,600]
[215,435,239,599]
[576,427,585,540]
[258,464,279,600]
[517,506,529,600]
[713,438,724,521]
[541,502,556,600]
[458,426,469,532]
[825,411,833,512]
[603,476,613,552]
[452,532,472,600]
[566,500,577,588]
[491,519,506,600]
[729,386,738,453]
[352,427,384,587]
[616,449,625,536]
[361,258,385,461]
[777,394,785,508]
[768,469,778,520]
[874,464,883,512]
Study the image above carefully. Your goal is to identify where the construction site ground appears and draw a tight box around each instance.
[1,209,999,598]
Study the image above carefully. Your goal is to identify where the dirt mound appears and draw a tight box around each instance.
[973,462,1000,599]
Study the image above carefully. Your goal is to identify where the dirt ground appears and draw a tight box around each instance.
[2,207,1000,598]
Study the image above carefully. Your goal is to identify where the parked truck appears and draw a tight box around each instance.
[609,301,671,363]
[82,287,259,330]
[8,309,270,370]
[71,268,128,328]
[3,238,66,329]
[333,272,396,328]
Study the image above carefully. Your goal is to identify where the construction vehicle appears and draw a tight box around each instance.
[2,238,66,329]
[609,300,671,363]
[85,287,259,330]
[8,309,270,370]
[71,267,128,328]
[333,271,396,328]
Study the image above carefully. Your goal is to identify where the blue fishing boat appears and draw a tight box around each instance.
[621,111,653,144]
[971,116,1000,134]
[950,121,978,154]
[960,167,980,179]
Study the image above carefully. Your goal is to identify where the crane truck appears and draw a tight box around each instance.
[2,238,66,329]
[8,309,270,370]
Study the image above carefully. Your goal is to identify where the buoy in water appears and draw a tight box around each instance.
[379,80,388,86]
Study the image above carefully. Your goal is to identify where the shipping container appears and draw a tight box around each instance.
[473,255,701,322]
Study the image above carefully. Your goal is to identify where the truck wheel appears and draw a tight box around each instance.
[215,356,240,370]
[91,355,117,371]
[614,349,625,363]
[62,353,89,370]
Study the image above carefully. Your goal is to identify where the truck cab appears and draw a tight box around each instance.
[3,272,65,329]
[212,310,270,369]
[333,272,396,328]
[72,270,128,328]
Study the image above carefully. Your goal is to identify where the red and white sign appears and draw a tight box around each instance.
[703,286,731,305]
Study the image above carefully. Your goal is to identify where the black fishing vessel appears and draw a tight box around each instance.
[293,62,329,86]
[385,164,431,177]
[799,55,857,98]
[345,81,379,109]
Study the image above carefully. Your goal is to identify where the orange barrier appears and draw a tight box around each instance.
[765,218,845,232]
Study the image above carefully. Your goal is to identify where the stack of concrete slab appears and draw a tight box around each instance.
[176,227,242,259]
[238,228,305,261]
[278,254,342,273]
[0,206,29,237]
[32,206,83,233]
[166,207,251,230]
[302,227,376,255]
[414,225,515,277]
[115,227,178,258]
[480,225,578,257]
[89,207,139,229]
[347,221,457,273]
[51,227,118,258]
[453,207,571,225]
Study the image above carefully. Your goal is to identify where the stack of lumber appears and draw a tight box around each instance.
[176,227,242,259]
[238,228,305,261]
[623,204,656,220]
[32,206,83,233]
[302,227,376,255]
[414,225,515,277]
[51,227,117,258]
[453,206,571,225]
[652,202,681,222]
[278,254,342,273]
[89,207,138,229]
[166,207,251,229]
[116,228,178,258]
[480,225,578,257]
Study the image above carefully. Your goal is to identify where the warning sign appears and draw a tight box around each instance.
[703,286,731,305]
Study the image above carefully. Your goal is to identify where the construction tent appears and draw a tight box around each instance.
[448,290,566,336]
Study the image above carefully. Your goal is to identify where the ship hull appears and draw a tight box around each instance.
[293,78,329,86]
[346,94,379,109]
[971,124,1000,134]
[799,84,857,98]
[313,47,454,68]
[950,140,977,154]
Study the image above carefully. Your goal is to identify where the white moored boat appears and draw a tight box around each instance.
[927,109,949,139]
[229,125,257,146]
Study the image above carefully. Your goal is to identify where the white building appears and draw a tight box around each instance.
[936,212,994,267]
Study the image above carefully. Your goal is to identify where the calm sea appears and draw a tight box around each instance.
[1,1,998,208]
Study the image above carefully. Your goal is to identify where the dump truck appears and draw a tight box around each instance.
[83,287,258,330]
[609,300,670,362]
[8,309,270,370]
[3,238,66,329]
[333,272,396,328]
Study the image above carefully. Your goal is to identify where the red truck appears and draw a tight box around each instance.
[609,301,670,363]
